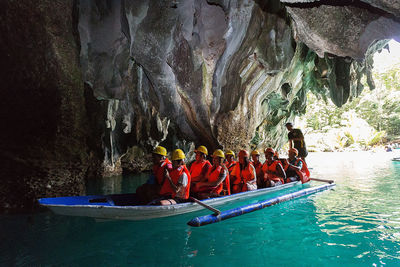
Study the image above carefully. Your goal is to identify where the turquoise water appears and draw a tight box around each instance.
[2,152,400,266]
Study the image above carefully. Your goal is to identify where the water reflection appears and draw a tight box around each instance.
[85,172,149,195]
[3,152,400,265]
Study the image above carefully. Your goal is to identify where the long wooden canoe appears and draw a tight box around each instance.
[38,181,302,221]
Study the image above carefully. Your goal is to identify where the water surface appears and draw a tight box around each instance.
[2,152,400,266]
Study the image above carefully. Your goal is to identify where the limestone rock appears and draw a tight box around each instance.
[2,0,400,211]
[286,3,400,59]
[0,0,98,211]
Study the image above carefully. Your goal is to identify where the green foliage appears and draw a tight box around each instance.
[343,132,354,147]
[367,131,386,146]
[303,60,400,148]
[250,131,261,147]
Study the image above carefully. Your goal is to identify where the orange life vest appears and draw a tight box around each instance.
[159,165,191,199]
[153,159,172,185]
[284,158,310,184]
[206,165,229,195]
[252,161,264,187]
[262,160,285,184]
[294,158,310,183]
[252,161,263,179]
[223,172,231,195]
[279,159,289,171]
[190,160,212,179]
[225,161,237,174]
[231,163,257,193]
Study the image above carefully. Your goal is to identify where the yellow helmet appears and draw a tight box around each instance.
[212,149,225,159]
[171,149,186,161]
[251,150,260,156]
[194,145,208,155]
[153,146,167,156]
[225,150,235,157]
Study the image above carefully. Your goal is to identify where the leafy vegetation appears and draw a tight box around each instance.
[301,62,400,151]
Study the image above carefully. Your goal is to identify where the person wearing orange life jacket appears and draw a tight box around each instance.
[158,149,191,205]
[192,149,230,198]
[190,145,212,192]
[136,146,172,204]
[262,147,286,187]
[274,151,289,171]
[225,150,237,174]
[231,150,257,193]
[285,148,310,183]
[251,150,264,188]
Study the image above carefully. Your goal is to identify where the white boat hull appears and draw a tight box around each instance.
[42,181,302,221]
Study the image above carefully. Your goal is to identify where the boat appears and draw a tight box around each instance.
[392,157,400,161]
[38,181,302,221]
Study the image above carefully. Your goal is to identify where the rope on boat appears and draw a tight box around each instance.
[187,183,336,227]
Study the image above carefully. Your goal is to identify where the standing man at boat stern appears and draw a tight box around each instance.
[158,149,191,205]
[286,122,308,162]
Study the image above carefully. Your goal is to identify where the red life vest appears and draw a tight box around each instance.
[153,159,172,185]
[223,172,231,195]
[262,160,285,184]
[225,161,237,174]
[294,158,310,183]
[280,159,289,171]
[159,165,191,199]
[190,160,212,179]
[206,165,229,194]
[252,161,263,179]
[252,161,264,187]
[284,158,310,184]
[231,163,257,193]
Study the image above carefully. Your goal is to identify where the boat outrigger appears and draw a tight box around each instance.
[39,181,305,221]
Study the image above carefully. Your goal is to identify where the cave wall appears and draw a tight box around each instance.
[0,0,103,211]
[78,0,299,172]
[1,0,400,211]
[79,0,400,172]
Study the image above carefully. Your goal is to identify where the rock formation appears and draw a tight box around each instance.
[1,0,400,211]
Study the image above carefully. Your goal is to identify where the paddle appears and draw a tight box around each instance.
[190,197,221,215]
[310,178,334,184]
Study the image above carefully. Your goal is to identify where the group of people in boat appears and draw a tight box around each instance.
[136,143,310,206]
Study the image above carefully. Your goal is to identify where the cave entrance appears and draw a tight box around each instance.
[297,39,400,153]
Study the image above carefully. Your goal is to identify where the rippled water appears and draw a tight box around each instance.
[2,152,400,266]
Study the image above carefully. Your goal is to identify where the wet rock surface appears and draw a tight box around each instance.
[1,0,400,211]
[0,1,102,211]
